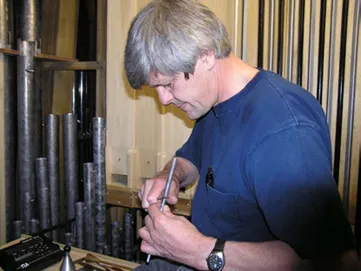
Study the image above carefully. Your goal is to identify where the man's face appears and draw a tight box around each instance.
[148,57,217,120]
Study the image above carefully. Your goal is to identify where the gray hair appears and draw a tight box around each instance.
[124,0,232,89]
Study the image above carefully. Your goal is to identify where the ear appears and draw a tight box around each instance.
[200,51,216,71]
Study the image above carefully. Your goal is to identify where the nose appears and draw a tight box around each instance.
[156,87,173,105]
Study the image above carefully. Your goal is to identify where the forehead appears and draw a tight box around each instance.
[148,72,174,84]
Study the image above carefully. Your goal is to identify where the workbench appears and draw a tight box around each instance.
[0,236,140,271]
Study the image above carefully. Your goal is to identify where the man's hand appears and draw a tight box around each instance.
[138,157,199,209]
[138,173,180,209]
[138,204,214,270]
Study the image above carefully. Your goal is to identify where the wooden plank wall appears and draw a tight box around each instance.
[107,0,361,221]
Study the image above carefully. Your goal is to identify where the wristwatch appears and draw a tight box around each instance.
[206,239,226,271]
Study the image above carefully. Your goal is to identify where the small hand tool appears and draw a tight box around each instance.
[146,157,177,263]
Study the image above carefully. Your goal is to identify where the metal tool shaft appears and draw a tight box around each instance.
[146,157,177,263]
[160,157,177,212]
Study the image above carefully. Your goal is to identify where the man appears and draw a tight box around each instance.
[124,0,358,270]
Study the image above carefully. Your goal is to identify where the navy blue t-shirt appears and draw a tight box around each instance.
[176,70,355,259]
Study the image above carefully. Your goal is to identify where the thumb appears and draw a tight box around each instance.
[167,192,179,205]
[161,205,173,216]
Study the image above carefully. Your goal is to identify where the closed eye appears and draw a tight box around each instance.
[150,80,173,89]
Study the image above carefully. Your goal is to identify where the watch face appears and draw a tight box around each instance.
[208,254,224,271]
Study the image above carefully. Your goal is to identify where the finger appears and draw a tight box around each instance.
[146,181,168,206]
[159,205,175,220]
[166,192,178,205]
[141,180,156,209]
[138,226,151,243]
[156,183,179,205]
[139,228,159,256]
[161,204,172,215]
[140,239,158,256]
[144,213,155,232]
[138,186,144,201]
[167,179,180,205]
[147,203,165,221]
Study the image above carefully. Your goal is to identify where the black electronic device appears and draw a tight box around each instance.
[0,235,64,271]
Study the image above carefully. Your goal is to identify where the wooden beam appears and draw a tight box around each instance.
[35,53,77,62]
[0,48,78,62]
[0,48,18,56]
[106,184,192,216]
[42,61,104,70]
[106,185,138,208]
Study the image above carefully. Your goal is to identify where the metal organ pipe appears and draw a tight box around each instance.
[17,39,36,234]
[35,158,51,238]
[1,0,17,242]
[111,221,121,258]
[286,0,295,81]
[84,163,96,252]
[63,113,79,221]
[316,0,327,104]
[75,202,85,249]
[93,117,107,253]
[333,0,350,184]
[123,212,134,261]
[17,0,41,235]
[326,0,338,125]
[267,0,275,71]
[307,0,317,92]
[343,0,360,213]
[45,114,60,241]
[30,218,39,234]
[13,220,23,239]
[296,0,305,86]
[257,0,264,68]
[277,0,285,75]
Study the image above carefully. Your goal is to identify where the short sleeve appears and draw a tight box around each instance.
[246,125,355,259]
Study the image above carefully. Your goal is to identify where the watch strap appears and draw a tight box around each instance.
[214,238,225,251]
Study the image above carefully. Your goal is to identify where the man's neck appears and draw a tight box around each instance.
[214,53,259,104]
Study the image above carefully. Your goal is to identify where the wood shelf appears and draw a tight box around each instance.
[106,184,192,216]
[42,61,104,70]
[35,53,78,62]
[0,47,78,62]
[0,48,18,56]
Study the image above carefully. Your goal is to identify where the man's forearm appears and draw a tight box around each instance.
[161,156,199,187]
[193,239,311,271]
[196,239,358,271]
[221,240,310,271]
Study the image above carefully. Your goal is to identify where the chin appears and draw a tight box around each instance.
[186,111,203,120]
[185,111,195,120]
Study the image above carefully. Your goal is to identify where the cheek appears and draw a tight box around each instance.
[172,77,205,103]
[174,89,195,103]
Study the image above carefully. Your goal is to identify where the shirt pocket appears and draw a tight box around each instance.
[205,183,243,239]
